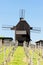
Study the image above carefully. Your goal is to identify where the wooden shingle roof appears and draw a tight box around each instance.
[11,18,30,31]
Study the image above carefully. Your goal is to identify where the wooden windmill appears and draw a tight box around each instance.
[2,9,41,46]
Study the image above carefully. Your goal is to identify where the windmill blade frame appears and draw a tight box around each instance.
[2,25,14,30]
[30,27,41,33]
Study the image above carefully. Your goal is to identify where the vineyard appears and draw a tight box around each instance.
[0,42,43,65]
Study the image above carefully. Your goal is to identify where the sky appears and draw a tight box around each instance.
[0,0,43,42]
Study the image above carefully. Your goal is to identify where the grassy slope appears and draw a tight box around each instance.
[28,48,43,65]
[0,46,13,65]
[8,46,28,65]
[0,46,5,64]
[0,46,43,65]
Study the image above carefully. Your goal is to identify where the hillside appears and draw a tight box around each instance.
[0,46,43,65]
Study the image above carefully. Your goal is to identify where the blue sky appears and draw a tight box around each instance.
[0,0,43,42]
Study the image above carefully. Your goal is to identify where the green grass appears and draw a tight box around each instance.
[28,48,43,65]
[0,46,43,65]
[8,46,28,65]
[0,46,13,65]
[0,46,4,64]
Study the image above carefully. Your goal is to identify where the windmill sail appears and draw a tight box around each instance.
[2,25,14,30]
[30,27,41,32]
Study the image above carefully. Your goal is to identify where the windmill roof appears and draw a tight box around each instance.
[11,18,30,30]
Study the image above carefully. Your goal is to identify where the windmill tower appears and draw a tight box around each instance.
[2,9,41,46]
